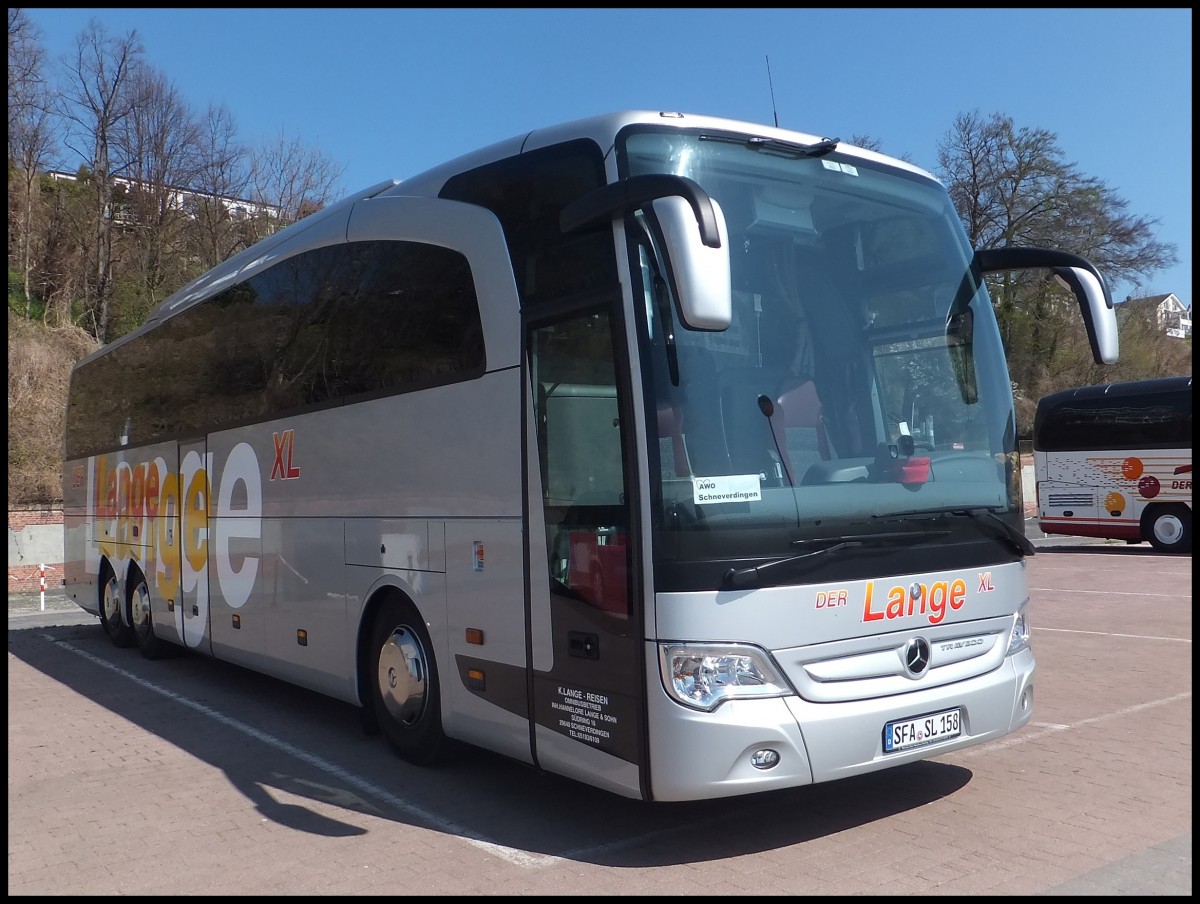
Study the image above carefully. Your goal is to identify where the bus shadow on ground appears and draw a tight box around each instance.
[9,621,972,867]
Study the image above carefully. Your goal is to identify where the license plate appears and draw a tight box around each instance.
[883,707,961,753]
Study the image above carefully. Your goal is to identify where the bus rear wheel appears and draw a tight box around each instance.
[1143,504,1191,553]
[99,565,135,648]
[130,570,176,660]
[367,598,447,766]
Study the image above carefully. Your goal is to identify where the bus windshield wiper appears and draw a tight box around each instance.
[700,134,840,159]
[875,507,1036,557]
[722,530,949,590]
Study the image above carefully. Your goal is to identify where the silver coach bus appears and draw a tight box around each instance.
[63,111,1118,801]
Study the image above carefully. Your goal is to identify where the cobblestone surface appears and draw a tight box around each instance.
[9,548,1189,895]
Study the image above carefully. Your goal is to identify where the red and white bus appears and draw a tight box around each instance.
[1034,375,1191,552]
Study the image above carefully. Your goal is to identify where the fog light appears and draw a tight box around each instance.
[1020,687,1032,711]
[750,748,780,770]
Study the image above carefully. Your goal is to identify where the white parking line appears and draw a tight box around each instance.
[1035,626,1191,643]
[1030,586,1184,597]
[956,691,1192,757]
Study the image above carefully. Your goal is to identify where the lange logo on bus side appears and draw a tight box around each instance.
[87,440,265,612]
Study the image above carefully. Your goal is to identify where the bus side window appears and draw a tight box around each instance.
[555,503,628,616]
[540,378,629,616]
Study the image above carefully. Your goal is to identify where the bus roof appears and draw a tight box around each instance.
[381,109,936,199]
[1037,375,1192,410]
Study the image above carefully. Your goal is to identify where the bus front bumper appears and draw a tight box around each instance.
[645,648,1034,802]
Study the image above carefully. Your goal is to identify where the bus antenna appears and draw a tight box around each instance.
[766,55,779,127]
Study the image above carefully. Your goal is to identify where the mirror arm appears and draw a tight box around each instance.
[976,246,1113,308]
[975,245,1117,365]
[560,174,722,247]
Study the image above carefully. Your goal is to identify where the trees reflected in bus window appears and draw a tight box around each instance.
[65,241,484,458]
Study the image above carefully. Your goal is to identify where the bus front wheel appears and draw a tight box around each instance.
[367,597,447,766]
[1142,504,1191,554]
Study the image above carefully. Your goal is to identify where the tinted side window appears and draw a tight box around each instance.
[65,341,135,459]
[66,241,483,458]
[334,241,484,394]
[440,139,615,307]
[1036,390,1191,451]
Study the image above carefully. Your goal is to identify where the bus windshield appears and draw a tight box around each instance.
[622,128,1017,566]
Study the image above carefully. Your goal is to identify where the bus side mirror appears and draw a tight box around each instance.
[652,195,732,331]
[976,246,1119,365]
[560,173,732,331]
[1051,265,1118,364]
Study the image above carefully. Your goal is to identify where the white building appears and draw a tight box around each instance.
[1120,293,1191,339]
[45,170,282,223]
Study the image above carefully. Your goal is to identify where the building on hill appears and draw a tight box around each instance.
[1118,293,1191,339]
[45,170,282,225]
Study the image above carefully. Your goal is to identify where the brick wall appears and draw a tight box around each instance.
[9,507,63,530]
[8,507,64,592]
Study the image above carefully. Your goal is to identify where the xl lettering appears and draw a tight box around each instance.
[271,429,301,480]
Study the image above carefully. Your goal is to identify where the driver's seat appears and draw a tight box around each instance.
[771,378,830,485]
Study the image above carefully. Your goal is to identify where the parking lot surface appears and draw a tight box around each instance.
[8,543,1191,895]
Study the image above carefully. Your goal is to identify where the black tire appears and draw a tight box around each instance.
[130,569,177,660]
[366,597,447,766]
[99,564,135,648]
[1143,505,1191,553]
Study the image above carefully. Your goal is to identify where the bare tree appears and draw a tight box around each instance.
[56,19,147,343]
[846,133,913,164]
[7,8,43,138]
[249,127,345,235]
[113,64,205,333]
[188,102,254,269]
[936,110,1179,412]
[8,8,58,320]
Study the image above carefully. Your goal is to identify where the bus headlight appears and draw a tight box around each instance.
[659,643,792,711]
[1007,606,1031,656]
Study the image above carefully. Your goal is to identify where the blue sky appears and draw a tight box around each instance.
[24,8,1193,308]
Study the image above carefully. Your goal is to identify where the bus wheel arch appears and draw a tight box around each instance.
[361,589,448,765]
[98,559,135,648]
[1141,503,1191,553]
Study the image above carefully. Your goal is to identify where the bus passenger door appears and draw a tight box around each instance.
[526,308,647,799]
